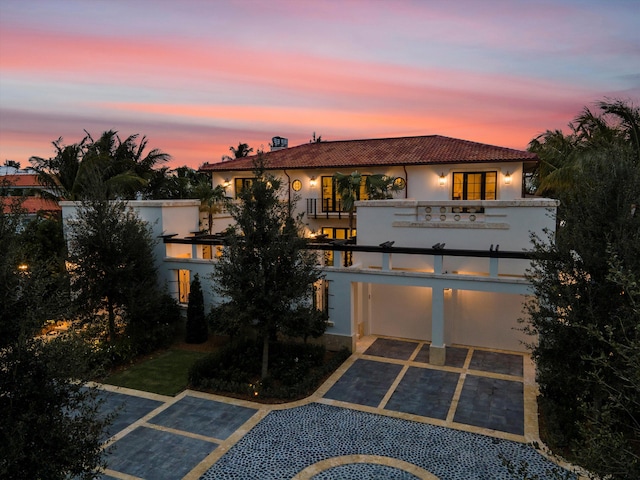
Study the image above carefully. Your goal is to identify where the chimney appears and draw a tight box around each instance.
[270,136,288,151]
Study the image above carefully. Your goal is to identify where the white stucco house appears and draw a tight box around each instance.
[61,135,558,365]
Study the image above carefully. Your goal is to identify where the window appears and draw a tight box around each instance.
[321,175,370,212]
[178,269,190,304]
[313,279,329,313]
[452,172,497,200]
[234,178,253,199]
[322,227,354,266]
[291,179,302,191]
[202,245,223,260]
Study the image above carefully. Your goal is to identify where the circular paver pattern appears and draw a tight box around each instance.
[200,403,569,480]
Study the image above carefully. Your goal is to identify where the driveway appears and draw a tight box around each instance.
[95,337,573,479]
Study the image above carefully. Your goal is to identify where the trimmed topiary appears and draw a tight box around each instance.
[185,274,208,344]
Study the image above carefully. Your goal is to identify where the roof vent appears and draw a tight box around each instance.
[270,136,288,151]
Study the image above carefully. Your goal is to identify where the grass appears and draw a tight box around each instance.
[104,349,210,396]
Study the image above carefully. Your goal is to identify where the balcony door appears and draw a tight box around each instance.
[452,172,497,200]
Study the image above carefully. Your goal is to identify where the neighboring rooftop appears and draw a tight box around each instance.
[200,135,538,172]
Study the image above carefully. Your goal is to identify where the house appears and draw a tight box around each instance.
[62,135,558,365]
[1,165,61,226]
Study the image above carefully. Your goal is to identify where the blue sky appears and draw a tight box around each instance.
[1,0,638,168]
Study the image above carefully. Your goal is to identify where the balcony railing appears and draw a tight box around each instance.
[306,198,346,219]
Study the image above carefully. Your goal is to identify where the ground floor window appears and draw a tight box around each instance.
[178,269,190,304]
[313,279,329,312]
[322,227,354,267]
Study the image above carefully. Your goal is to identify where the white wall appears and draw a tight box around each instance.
[446,290,530,351]
[368,284,432,341]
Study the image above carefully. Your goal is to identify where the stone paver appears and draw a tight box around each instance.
[105,425,216,480]
[454,375,525,435]
[385,367,459,419]
[364,337,419,360]
[324,358,403,407]
[149,396,257,440]
[469,350,523,377]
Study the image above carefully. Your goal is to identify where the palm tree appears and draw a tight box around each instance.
[529,99,639,196]
[29,131,171,201]
[333,171,401,234]
[222,142,253,161]
[30,137,87,201]
[194,180,227,234]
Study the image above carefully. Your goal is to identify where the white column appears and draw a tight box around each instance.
[382,252,392,270]
[430,286,446,365]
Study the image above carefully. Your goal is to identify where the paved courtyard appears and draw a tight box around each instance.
[95,337,573,479]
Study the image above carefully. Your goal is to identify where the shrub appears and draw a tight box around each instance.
[185,274,208,344]
[189,340,350,401]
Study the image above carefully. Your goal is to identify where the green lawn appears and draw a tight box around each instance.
[104,349,209,396]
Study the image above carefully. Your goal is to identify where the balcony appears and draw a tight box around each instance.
[306,198,346,220]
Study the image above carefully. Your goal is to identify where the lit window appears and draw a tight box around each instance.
[321,227,354,266]
[321,175,370,212]
[234,178,253,199]
[452,172,497,200]
[178,269,190,304]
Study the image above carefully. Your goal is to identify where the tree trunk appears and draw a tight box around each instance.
[261,335,269,380]
[107,298,116,342]
[208,212,213,234]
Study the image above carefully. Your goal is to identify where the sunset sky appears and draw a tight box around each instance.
[1,0,638,169]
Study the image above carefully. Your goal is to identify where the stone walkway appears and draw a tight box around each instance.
[95,337,574,479]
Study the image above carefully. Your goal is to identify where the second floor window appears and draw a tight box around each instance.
[321,175,370,212]
[452,172,497,200]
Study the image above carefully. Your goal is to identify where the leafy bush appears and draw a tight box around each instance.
[189,340,350,401]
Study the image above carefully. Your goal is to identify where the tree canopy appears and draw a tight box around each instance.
[66,181,159,342]
[529,99,640,196]
[523,99,640,479]
[212,158,326,379]
[0,200,111,479]
[222,142,254,161]
[30,130,171,201]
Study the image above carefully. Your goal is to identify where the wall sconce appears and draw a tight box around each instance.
[309,176,317,187]
[438,172,446,186]
[504,171,512,185]
[223,177,231,188]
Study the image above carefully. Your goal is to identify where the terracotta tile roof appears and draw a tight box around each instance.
[200,135,538,172]
[2,174,43,187]
[1,196,61,215]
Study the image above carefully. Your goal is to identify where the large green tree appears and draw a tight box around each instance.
[212,158,327,379]
[523,100,640,479]
[0,200,111,479]
[66,180,159,342]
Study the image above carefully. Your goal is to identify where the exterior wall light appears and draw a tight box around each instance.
[504,171,512,185]
[309,176,317,187]
[438,172,446,186]
[223,178,231,188]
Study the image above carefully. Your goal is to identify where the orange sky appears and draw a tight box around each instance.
[1,1,638,169]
